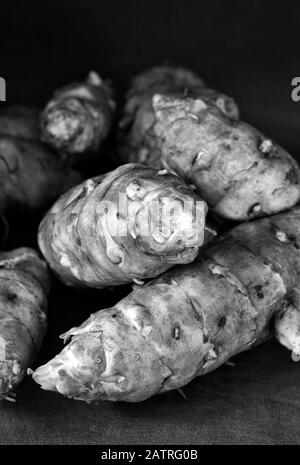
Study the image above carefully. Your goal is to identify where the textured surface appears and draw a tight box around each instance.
[41,72,115,157]
[32,208,300,402]
[0,251,299,444]
[1,0,300,445]
[38,164,207,288]
[0,106,82,214]
[118,66,239,169]
[0,248,50,399]
[1,313,300,445]
[153,95,300,220]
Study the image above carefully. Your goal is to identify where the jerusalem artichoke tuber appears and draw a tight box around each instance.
[0,248,50,401]
[33,207,300,403]
[153,94,300,220]
[38,163,207,289]
[40,71,115,159]
[118,65,239,168]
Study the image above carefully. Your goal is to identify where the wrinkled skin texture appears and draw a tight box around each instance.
[0,135,82,213]
[0,248,50,400]
[0,105,40,141]
[38,163,208,289]
[41,71,115,159]
[33,207,300,403]
[118,65,239,169]
[153,95,300,220]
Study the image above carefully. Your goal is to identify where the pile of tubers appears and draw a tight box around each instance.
[0,65,300,404]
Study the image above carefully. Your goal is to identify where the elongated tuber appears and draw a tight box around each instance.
[153,94,300,220]
[40,71,115,159]
[38,163,207,289]
[118,65,239,168]
[33,207,300,403]
[0,248,50,400]
[0,135,82,213]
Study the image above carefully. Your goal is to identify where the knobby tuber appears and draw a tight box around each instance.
[0,248,50,401]
[40,71,116,159]
[38,163,208,289]
[118,65,239,168]
[33,207,300,402]
[0,135,82,213]
[153,94,300,220]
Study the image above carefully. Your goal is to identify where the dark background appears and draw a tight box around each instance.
[0,0,300,445]
[2,0,300,155]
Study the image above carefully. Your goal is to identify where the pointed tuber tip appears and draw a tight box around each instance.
[87,71,102,87]
[31,362,60,393]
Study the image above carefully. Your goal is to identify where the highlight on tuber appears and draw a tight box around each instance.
[40,71,116,159]
[32,207,300,403]
[38,163,208,289]
[118,65,239,169]
[0,248,50,401]
[153,94,300,221]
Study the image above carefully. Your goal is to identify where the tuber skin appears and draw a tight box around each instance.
[153,94,300,221]
[275,299,300,361]
[0,248,50,401]
[40,71,116,159]
[38,163,208,289]
[0,105,40,141]
[33,207,300,403]
[118,65,239,169]
[0,135,82,213]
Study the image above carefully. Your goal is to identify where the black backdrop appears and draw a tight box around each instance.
[1,0,300,155]
[1,0,300,445]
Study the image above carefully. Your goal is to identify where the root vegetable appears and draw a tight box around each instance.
[32,207,300,403]
[118,65,239,169]
[0,135,82,213]
[0,248,50,400]
[40,71,115,159]
[153,94,300,220]
[38,163,208,289]
[275,301,300,361]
